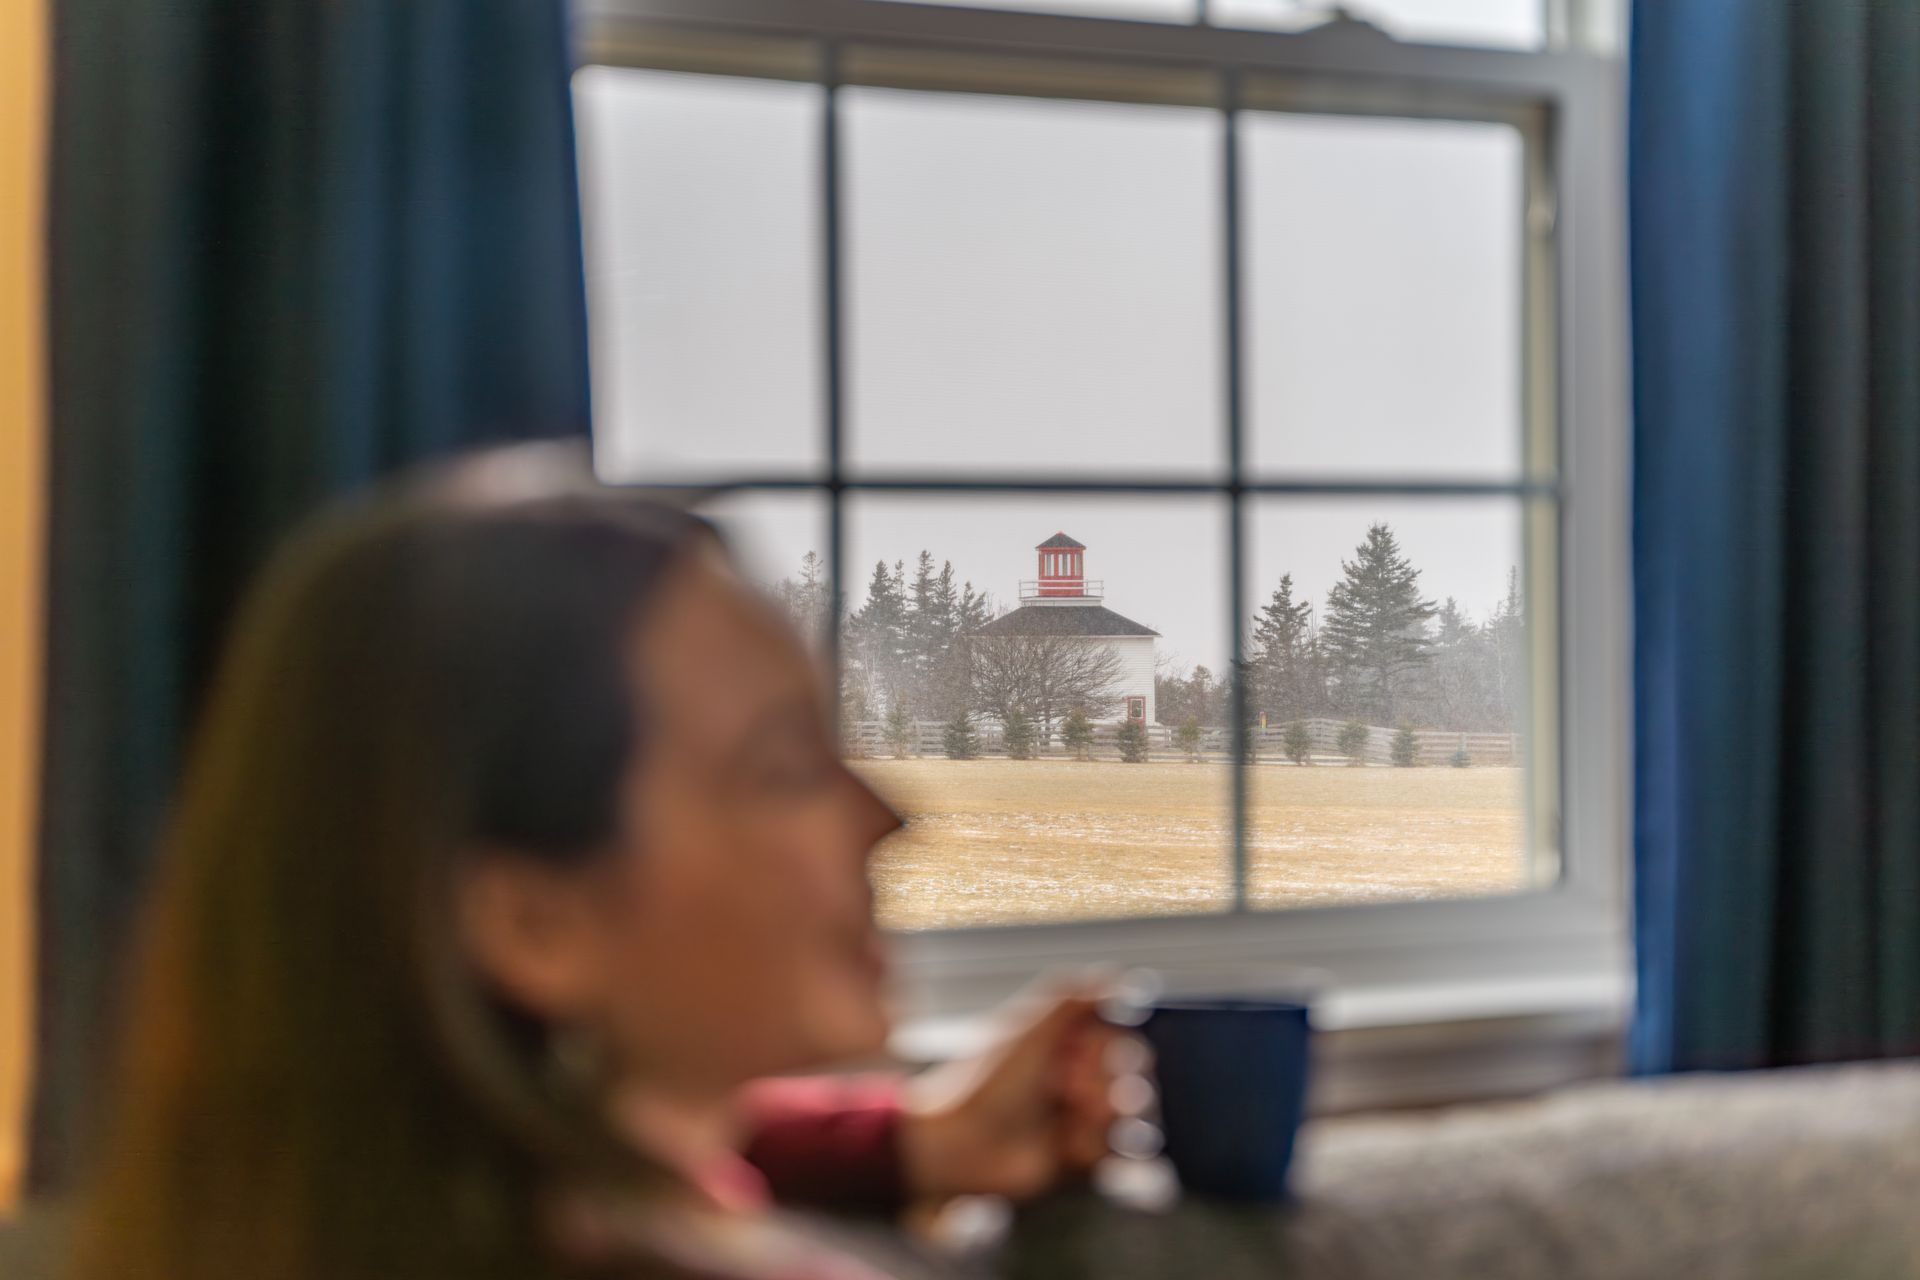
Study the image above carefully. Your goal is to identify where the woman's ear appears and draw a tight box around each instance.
[456,854,607,1023]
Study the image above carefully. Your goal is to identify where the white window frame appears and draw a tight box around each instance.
[573,0,1632,1060]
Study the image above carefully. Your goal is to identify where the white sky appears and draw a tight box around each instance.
[574,4,1539,669]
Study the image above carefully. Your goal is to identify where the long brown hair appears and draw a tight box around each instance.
[72,452,715,1280]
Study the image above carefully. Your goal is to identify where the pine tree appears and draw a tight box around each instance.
[846,559,910,713]
[957,581,994,634]
[1406,597,1500,733]
[942,711,979,760]
[1174,717,1203,761]
[914,559,968,719]
[1338,720,1370,765]
[1487,567,1528,738]
[931,560,961,646]
[1283,720,1313,765]
[1060,707,1094,762]
[905,551,963,686]
[1003,706,1036,760]
[885,696,915,758]
[1322,523,1437,725]
[1391,723,1419,767]
[1116,718,1149,764]
[793,551,827,640]
[1249,575,1322,725]
[1232,659,1261,762]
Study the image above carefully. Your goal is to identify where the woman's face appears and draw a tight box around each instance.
[566,547,900,1091]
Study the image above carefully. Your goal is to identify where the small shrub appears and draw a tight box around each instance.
[1116,718,1150,764]
[1450,747,1472,769]
[1174,716,1203,761]
[1061,708,1095,761]
[1391,724,1419,768]
[1337,720,1370,766]
[1283,720,1313,766]
[885,697,915,758]
[943,711,979,760]
[1003,707,1036,760]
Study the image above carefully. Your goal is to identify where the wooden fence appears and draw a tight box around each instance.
[844,717,1518,766]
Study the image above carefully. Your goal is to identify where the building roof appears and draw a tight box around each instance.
[1036,532,1086,550]
[975,603,1159,639]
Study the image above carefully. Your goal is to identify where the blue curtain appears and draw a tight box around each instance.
[1631,1,1920,1073]
[35,0,591,1185]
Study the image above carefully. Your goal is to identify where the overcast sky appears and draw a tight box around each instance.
[574,19,1535,670]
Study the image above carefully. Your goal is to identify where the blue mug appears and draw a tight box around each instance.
[1141,998,1313,1202]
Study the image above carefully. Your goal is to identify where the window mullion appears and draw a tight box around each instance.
[1223,67,1249,911]
[822,41,849,697]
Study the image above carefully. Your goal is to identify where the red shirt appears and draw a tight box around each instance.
[735,1076,907,1215]
[550,1077,911,1280]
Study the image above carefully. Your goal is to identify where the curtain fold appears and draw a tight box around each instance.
[35,0,590,1186]
[1631,0,1920,1073]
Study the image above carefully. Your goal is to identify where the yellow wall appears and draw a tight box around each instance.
[1,0,48,1209]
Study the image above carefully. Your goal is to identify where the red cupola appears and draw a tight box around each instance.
[1036,532,1086,597]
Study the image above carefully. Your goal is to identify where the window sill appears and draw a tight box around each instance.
[891,968,1630,1116]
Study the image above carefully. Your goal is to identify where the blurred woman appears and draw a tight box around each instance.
[71,449,1114,1280]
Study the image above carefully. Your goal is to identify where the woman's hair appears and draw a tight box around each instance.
[71,449,718,1280]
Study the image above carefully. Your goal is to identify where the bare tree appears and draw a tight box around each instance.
[967,635,1124,736]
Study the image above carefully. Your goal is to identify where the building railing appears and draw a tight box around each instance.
[1017,579,1104,602]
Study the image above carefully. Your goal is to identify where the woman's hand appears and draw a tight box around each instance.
[898,985,1126,1204]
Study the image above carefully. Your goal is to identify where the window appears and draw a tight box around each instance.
[573,0,1629,1025]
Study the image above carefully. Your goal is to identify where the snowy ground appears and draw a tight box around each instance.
[852,758,1533,931]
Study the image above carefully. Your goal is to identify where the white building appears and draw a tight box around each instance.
[973,532,1159,726]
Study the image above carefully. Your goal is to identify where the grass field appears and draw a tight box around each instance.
[852,758,1533,930]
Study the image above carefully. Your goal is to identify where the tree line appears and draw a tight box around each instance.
[1159,523,1527,735]
[770,522,1527,739]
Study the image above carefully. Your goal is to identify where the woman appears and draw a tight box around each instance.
[71,449,1117,1280]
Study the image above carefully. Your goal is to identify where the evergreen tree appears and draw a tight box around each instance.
[1486,567,1528,737]
[846,559,911,713]
[1337,720,1370,765]
[905,552,961,681]
[1283,720,1313,765]
[1249,575,1322,725]
[1410,597,1496,732]
[1060,707,1095,762]
[942,710,979,760]
[1003,706,1037,760]
[1232,659,1261,761]
[1391,723,1419,767]
[957,581,994,634]
[914,559,969,720]
[773,550,829,643]
[931,560,961,644]
[1322,523,1437,725]
[1174,717,1203,761]
[1116,718,1149,764]
[885,696,915,758]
